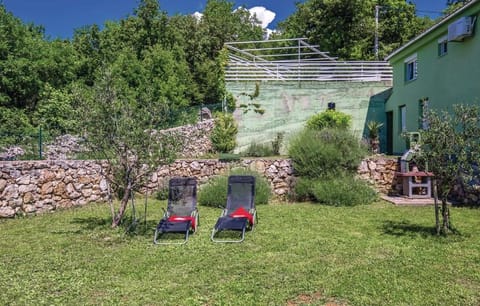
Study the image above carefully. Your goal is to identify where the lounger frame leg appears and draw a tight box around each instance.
[210,227,246,243]
[153,229,190,245]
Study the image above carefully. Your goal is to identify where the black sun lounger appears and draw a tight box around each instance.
[211,175,256,243]
[154,177,198,245]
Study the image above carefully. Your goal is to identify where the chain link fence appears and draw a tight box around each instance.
[0,103,228,161]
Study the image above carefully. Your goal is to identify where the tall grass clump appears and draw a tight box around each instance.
[198,168,271,207]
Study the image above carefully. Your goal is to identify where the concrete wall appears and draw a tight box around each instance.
[385,3,480,153]
[227,81,392,153]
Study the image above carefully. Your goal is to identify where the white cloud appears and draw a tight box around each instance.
[248,6,276,29]
[192,6,276,30]
[192,11,203,21]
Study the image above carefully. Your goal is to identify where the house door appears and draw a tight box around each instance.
[386,111,393,155]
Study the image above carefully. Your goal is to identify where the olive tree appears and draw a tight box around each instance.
[79,68,180,228]
[419,104,480,235]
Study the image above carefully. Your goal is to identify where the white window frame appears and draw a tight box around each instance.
[404,53,418,82]
[438,35,448,57]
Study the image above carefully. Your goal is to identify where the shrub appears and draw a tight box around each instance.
[210,112,238,153]
[271,132,284,155]
[306,110,351,130]
[310,175,377,206]
[154,183,169,201]
[198,175,228,207]
[288,128,367,178]
[240,142,274,157]
[290,177,315,202]
[198,168,271,207]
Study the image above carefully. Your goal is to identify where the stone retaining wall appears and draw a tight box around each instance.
[2,156,477,218]
[0,160,108,218]
[148,159,295,197]
[357,156,399,193]
[0,158,294,218]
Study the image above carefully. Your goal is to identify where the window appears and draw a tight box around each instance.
[438,36,448,56]
[399,105,407,133]
[405,54,417,82]
[404,54,418,82]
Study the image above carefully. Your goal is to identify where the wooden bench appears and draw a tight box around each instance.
[395,171,434,198]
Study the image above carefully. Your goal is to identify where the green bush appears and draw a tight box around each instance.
[198,168,271,207]
[310,175,377,206]
[271,132,284,155]
[240,142,274,157]
[0,107,35,147]
[306,110,351,130]
[289,177,315,202]
[198,175,228,207]
[154,184,169,201]
[210,112,238,153]
[288,128,367,178]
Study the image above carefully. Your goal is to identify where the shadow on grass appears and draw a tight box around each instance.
[123,219,159,237]
[382,220,436,238]
[63,216,158,238]
[382,220,468,242]
[71,216,110,230]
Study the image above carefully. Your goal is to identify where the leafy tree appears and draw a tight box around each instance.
[418,104,480,235]
[78,69,180,228]
[0,106,35,147]
[278,0,434,60]
[443,1,468,15]
[32,85,78,136]
[72,25,101,86]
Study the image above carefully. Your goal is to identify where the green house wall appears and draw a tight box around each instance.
[386,2,480,154]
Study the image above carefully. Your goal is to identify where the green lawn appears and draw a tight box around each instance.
[1,200,479,305]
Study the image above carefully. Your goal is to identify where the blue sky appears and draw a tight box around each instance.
[2,0,448,39]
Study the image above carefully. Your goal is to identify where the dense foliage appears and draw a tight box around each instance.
[0,0,264,148]
[278,0,434,60]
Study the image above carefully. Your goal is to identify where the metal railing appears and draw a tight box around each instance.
[225,38,392,82]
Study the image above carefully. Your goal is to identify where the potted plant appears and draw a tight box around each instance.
[367,120,384,154]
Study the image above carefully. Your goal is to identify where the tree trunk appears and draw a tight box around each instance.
[441,198,450,235]
[433,179,440,235]
[112,179,132,228]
